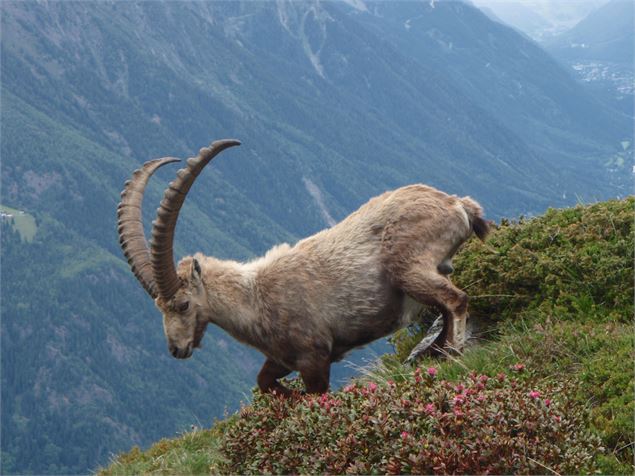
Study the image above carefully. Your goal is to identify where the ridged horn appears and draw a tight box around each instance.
[117,157,181,298]
[150,139,241,300]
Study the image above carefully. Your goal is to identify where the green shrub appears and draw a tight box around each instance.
[218,371,602,475]
[470,198,632,322]
[386,199,634,471]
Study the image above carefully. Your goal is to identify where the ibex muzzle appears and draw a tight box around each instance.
[117,139,489,395]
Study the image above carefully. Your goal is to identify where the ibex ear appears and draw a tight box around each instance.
[190,258,202,284]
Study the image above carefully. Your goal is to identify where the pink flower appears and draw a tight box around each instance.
[424,403,436,415]
[477,394,486,402]
[427,367,438,377]
[479,375,489,384]
[453,394,466,405]
[454,383,465,393]
[528,390,541,399]
[497,373,506,382]
[544,398,552,407]
[367,382,378,392]
[414,368,422,378]
[401,431,409,440]
[343,384,357,393]
[512,363,525,372]
[554,415,561,423]
[454,408,464,418]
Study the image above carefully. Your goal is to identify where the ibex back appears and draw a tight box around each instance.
[117,139,489,395]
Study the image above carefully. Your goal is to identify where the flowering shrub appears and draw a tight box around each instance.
[102,201,631,475]
[384,198,634,471]
[218,371,601,474]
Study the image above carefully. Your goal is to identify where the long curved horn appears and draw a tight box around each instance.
[151,139,241,300]
[117,157,180,298]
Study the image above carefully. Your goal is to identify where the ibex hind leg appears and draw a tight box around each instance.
[395,267,468,355]
[257,358,293,397]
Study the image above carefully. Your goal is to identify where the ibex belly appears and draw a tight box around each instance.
[330,292,423,362]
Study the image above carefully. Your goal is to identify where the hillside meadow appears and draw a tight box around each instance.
[101,198,634,475]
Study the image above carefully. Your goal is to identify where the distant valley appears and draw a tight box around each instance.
[544,0,634,116]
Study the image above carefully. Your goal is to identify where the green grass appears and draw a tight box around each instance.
[98,420,233,475]
[100,199,634,475]
[1,205,37,242]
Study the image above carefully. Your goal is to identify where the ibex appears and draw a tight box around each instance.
[117,139,489,395]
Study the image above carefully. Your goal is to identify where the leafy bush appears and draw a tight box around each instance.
[386,198,634,471]
[470,198,633,322]
[218,371,602,475]
[381,319,634,472]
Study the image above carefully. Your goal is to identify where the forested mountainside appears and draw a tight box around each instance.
[1,1,630,473]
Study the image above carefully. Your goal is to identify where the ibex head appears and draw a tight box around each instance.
[117,140,240,359]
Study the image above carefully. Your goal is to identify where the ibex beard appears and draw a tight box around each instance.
[118,139,489,396]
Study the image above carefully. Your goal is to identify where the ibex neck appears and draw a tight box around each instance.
[201,260,261,346]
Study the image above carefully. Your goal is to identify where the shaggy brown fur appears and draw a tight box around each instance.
[119,141,489,395]
[155,184,488,395]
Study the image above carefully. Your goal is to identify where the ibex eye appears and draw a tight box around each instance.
[177,301,189,313]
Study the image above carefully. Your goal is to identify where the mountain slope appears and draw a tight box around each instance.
[102,198,634,475]
[1,89,271,474]
[1,1,630,473]
[350,1,628,166]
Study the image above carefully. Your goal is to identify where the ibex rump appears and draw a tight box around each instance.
[117,140,489,395]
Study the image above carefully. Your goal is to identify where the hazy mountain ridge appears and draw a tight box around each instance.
[4,1,629,220]
[346,1,629,176]
[544,0,634,116]
[545,0,634,64]
[1,1,630,473]
[471,0,609,40]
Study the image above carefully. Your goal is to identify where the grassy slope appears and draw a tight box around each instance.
[0,205,37,242]
[101,198,634,475]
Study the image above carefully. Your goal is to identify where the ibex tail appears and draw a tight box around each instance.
[461,196,490,240]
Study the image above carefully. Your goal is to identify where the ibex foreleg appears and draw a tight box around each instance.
[257,359,292,396]
[298,353,331,394]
